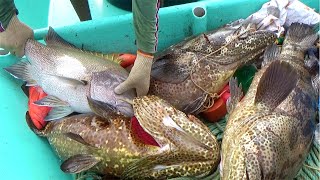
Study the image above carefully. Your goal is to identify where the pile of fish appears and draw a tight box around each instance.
[4,17,319,179]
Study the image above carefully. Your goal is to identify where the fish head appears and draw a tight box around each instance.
[207,21,276,67]
[88,70,135,117]
[132,95,219,157]
[220,23,277,63]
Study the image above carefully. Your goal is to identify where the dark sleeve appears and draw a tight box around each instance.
[132,0,160,54]
[0,0,17,31]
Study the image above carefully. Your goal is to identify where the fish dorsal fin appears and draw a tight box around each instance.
[254,61,298,110]
[262,44,281,67]
[45,26,78,49]
[60,154,100,174]
[83,51,123,65]
[45,27,122,65]
[226,77,243,114]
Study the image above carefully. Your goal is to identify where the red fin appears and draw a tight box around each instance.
[28,86,51,129]
[119,54,136,68]
[131,116,159,147]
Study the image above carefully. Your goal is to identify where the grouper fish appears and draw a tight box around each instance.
[221,23,318,179]
[26,95,220,179]
[4,27,135,120]
[148,20,276,114]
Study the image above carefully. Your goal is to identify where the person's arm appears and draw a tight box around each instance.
[115,0,160,96]
[0,0,33,57]
[0,0,17,31]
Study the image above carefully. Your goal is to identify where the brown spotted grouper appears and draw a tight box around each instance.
[27,96,220,179]
[149,20,276,114]
[221,23,318,179]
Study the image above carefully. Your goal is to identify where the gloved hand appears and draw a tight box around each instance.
[115,51,153,96]
[0,14,34,57]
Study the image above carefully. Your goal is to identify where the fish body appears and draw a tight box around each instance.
[221,23,318,179]
[5,27,135,120]
[27,95,220,179]
[149,20,276,114]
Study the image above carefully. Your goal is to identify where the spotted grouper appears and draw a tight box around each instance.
[149,20,276,114]
[26,95,220,179]
[4,27,135,120]
[221,23,318,179]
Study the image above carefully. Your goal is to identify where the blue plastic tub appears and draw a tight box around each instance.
[0,0,318,179]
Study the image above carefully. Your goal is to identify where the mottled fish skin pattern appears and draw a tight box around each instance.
[43,113,158,177]
[149,21,276,114]
[131,95,220,179]
[41,95,220,179]
[221,24,317,179]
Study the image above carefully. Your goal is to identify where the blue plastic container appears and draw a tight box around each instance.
[0,0,318,179]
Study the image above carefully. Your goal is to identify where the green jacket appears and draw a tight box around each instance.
[0,0,159,54]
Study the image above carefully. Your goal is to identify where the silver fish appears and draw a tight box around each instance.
[4,27,135,120]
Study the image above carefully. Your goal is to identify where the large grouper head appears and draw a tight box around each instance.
[149,20,277,115]
[205,20,277,65]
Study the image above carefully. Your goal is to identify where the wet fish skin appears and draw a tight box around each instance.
[221,23,318,179]
[28,95,220,179]
[5,27,135,119]
[149,21,276,114]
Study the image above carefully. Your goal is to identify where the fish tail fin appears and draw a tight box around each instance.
[283,23,318,52]
[254,61,298,110]
[3,61,37,86]
[25,111,46,136]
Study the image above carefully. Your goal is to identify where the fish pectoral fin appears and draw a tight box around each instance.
[60,154,100,174]
[262,44,280,67]
[64,132,96,148]
[45,27,78,50]
[121,152,214,179]
[34,95,69,107]
[254,61,298,110]
[3,61,37,86]
[226,77,243,114]
[45,106,73,121]
[168,126,212,151]
[87,96,124,120]
[45,27,123,65]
